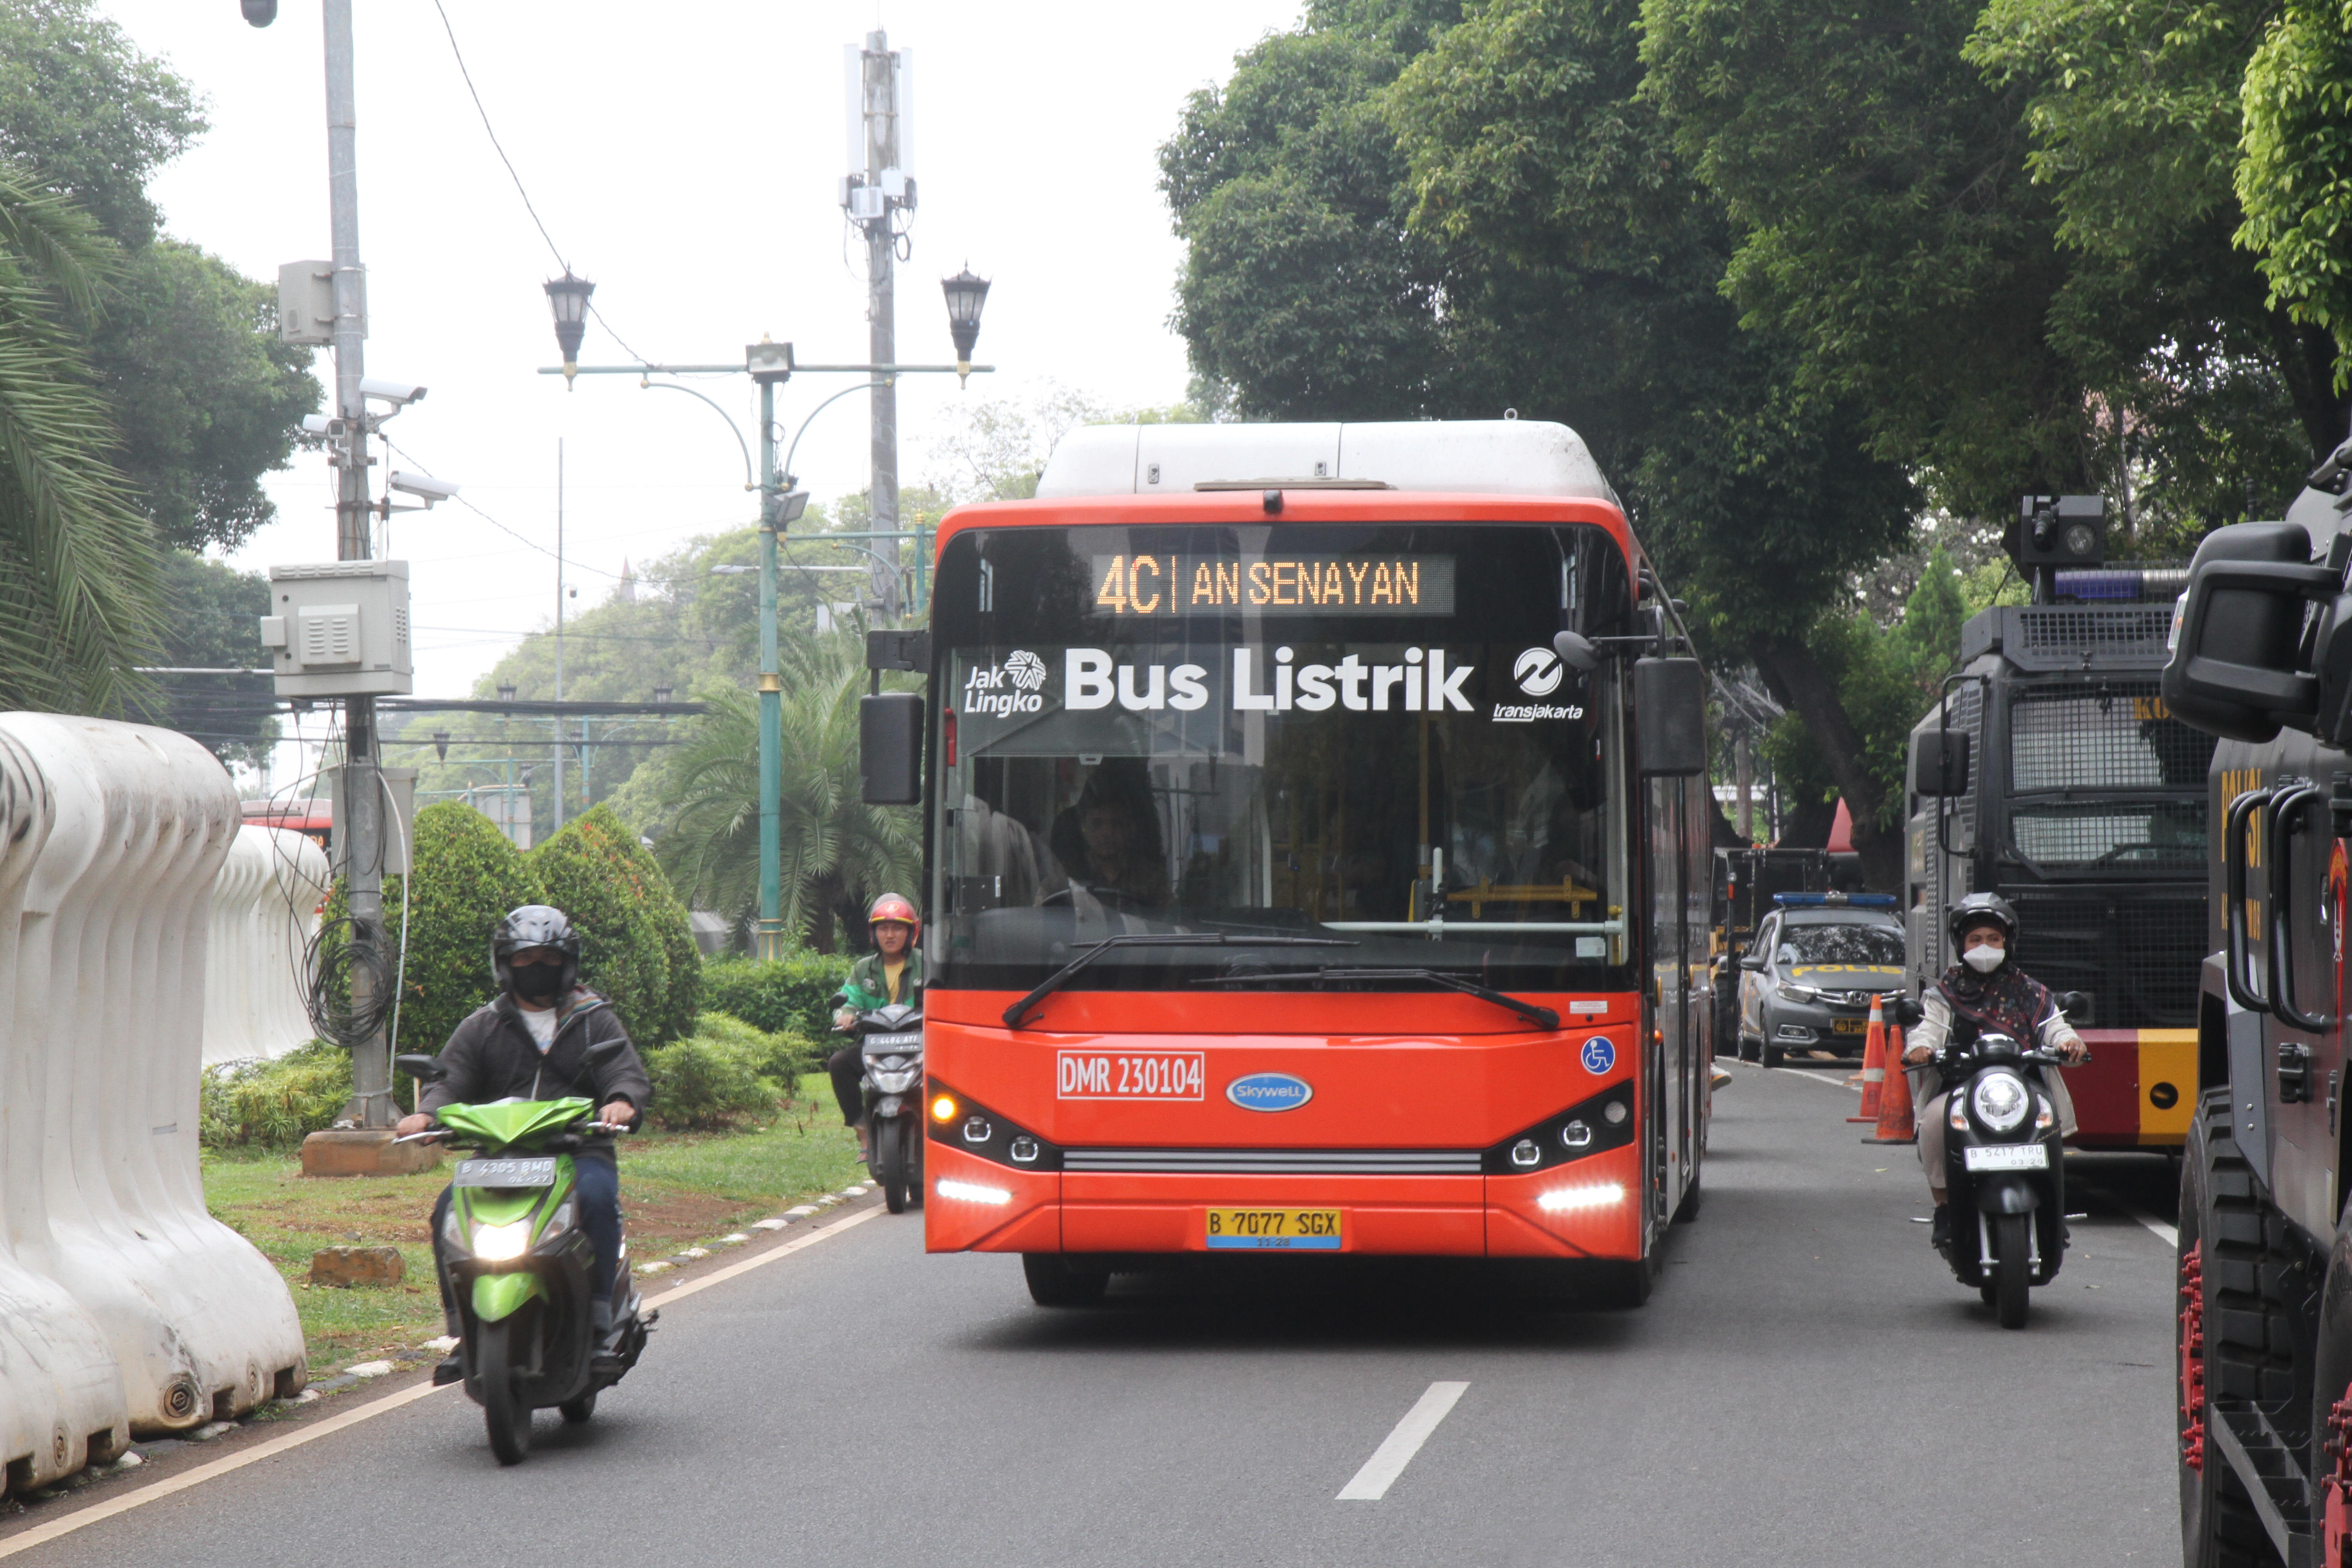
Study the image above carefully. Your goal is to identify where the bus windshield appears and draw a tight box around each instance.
[929,521,1636,994]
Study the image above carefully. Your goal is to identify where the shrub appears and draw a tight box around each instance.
[700,952,852,1041]
[639,1011,810,1131]
[388,801,541,1054]
[530,804,700,1045]
[200,1040,353,1151]
[691,1009,827,1083]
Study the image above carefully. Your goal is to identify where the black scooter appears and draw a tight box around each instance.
[1892,1002,2084,1330]
[835,998,926,1213]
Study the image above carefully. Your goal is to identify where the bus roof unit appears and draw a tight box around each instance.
[1035,419,1617,502]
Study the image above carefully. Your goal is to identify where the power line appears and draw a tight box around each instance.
[382,437,626,580]
[427,0,649,365]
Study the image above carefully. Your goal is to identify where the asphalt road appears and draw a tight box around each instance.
[10,1061,2185,1567]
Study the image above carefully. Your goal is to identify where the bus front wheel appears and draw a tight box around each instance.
[1023,1254,1109,1308]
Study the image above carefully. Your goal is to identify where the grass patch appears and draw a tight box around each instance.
[203,1076,864,1378]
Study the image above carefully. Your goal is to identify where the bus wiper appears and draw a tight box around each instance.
[1003,933,1358,1029]
[1191,967,1561,1031]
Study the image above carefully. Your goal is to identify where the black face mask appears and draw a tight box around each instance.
[510,962,562,1003]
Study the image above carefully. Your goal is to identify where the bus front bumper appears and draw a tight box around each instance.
[922,1143,1643,1260]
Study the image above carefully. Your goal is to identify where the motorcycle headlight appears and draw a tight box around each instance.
[473,1219,532,1262]
[870,1067,921,1094]
[1776,982,1817,1003]
[1971,1072,2030,1133]
[533,1200,575,1250]
[1949,1098,1969,1132]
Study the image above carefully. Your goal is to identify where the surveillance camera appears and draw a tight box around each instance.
[360,377,427,406]
[241,0,277,24]
[388,471,460,502]
[300,414,334,436]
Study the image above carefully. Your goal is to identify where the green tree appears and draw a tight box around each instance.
[381,800,542,1055]
[2235,0,2352,391]
[0,0,316,555]
[632,632,920,953]
[0,162,158,712]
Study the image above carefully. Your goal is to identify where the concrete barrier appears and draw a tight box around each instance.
[203,824,328,1066]
[0,714,306,1475]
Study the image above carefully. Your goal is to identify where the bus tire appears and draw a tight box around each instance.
[2180,1086,2288,1567]
[1023,1253,1109,1308]
[1579,1256,1652,1310]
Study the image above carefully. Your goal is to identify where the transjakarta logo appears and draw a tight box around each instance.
[1062,647,1477,713]
[961,650,1049,717]
[1514,647,1564,696]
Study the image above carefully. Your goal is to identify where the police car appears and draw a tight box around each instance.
[1735,893,1906,1069]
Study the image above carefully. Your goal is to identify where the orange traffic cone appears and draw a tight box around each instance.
[1866,1022,1917,1143]
[1848,995,1886,1123]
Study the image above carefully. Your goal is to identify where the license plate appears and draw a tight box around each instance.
[1831,1017,1869,1034]
[863,1032,922,1051]
[1963,1144,2049,1172]
[1205,1209,1342,1250]
[454,1157,558,1188]
[1056,1050,1205,1101]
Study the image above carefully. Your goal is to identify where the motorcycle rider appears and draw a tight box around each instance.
[828,894,925,1164]
[397,905,650,1379]
[1900,892,2086,1250]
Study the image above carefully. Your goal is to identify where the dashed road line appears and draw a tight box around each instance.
[1337,1382,1469,1501]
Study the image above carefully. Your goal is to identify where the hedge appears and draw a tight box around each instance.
[529,804,701,1046]
[700,952,855,1042]
[383,801,542,1054]
[200,1040,352,1151]
[639,1011,822,1132]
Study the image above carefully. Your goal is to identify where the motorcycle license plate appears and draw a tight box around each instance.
[1831,1017,1869,1034]
[1962,1144,2048,1172]
[1205,1209,1342,1251]
[454,1157,558,1188]
[863,1032,922,1051]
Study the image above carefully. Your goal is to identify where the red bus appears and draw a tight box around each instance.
[892,420,1716,1305]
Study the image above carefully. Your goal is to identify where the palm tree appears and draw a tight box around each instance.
[655,628,920,952]
[0,162,159,713]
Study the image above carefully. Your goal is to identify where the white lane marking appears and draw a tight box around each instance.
[1337,1382,1469,1501]
[1783,1069,1864,1094]
[0,1203,882,1558]
[2076,1184,2178,1249]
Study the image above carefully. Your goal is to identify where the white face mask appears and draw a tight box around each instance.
[1963,945,2006,973]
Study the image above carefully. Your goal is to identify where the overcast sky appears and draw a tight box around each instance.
[102,0,1300,708]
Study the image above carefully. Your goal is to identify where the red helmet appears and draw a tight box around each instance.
[867,892,920,942]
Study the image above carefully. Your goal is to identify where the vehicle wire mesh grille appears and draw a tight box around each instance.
[2010,681,2218,792]
[1061,1148,1484,1176]
[2011,606,2177,669]
[2003,889,2205,1028]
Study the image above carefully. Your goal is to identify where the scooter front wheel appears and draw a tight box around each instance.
[1993,1212,2031,1329]
[478,1318,531,1465]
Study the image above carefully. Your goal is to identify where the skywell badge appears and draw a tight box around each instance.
[1226,1072,1313,1112]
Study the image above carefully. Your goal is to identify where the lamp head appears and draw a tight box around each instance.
[543,272,594,387]
[941,267,989,384]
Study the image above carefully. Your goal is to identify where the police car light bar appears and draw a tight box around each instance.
[1771,892,1897,908]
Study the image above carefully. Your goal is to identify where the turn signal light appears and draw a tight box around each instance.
[930,1094,958,1123]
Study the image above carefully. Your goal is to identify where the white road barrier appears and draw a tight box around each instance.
[202,825,328,1066]
[0,715,306,1484]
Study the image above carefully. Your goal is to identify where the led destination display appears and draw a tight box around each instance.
[1089,554,1455,618]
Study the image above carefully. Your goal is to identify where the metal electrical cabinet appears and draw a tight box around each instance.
[258,560,412,698]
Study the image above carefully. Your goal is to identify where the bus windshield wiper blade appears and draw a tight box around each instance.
[1002,934,1358,1029]
[1191,967,1560,1031]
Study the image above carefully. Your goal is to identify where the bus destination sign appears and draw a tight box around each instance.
[1090,554,1455,618]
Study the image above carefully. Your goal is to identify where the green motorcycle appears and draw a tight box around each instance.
[396,1051,655,1465]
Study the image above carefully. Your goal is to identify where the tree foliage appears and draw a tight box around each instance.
[2235,0,2352,389]
[528,803,701,1046]
[0,162,158,713]
[132,549,276,766]
[380,801,543,1056]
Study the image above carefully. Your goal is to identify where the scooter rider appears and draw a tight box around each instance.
[1901,892,2086,1249]
[397,905,650,1377]
[828,894,924,1164]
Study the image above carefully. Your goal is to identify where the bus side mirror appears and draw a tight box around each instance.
[1911,730,1969,797]
[1634,657,1705,776]
[2162,521,2328,743]
[860,692,924,805]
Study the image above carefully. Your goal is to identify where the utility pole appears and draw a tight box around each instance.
[848,32,914,621]
[553,439,565,832]
[755,372,785,959]
[1733,730,1753,842]
[325,0,388,1132]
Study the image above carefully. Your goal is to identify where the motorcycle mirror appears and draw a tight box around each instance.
[2056,990,2092,1024]
[392,1052,447,1083]
[581,1037,626,1070]
[1888,997,1924,1029]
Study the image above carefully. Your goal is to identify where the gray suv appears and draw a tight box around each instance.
[1735,900,1907,1069]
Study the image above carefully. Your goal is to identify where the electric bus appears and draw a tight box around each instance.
[870,420,1715,1305]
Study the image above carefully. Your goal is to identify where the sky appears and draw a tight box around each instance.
[102,0,1303,718]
